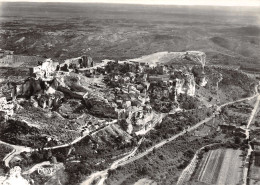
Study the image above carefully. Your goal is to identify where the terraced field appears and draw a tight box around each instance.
[197,149,243,185]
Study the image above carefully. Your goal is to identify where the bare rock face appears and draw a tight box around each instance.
[175,78,185,95]
[199,76,208,87]
[33,58,59,79]
[185,51,206,68]
[0,166,30,185]
[36,90,64,109]
[127,123,133,134]
[8,77,64,109]
[172,70,196,97]
[186,74,196,96]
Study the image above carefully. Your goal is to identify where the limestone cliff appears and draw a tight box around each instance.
[200,76,208,87]
[172,70,196,97]
[186,74,196,96]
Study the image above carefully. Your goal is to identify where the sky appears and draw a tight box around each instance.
[0,0,260,6]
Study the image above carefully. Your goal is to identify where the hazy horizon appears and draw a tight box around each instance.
[0,0,260,7]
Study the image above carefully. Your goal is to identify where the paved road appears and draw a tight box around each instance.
[0,140,32,167]
[0,93,257,183]
[118,115,214,167]
[0,119,116,169]
[81,115,214,185]
[81,93,259,185]
[217,94,258,112]
[242,93,260,185]
[247,94,260,130]
[81,138,144,185]
[44,119,117,150]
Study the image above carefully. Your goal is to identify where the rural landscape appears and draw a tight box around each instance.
[0,1,260,185]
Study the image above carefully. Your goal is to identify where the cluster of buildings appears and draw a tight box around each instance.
[1,51,208,135]
[3,55,95,111]
[102,60,198,113]
[0,97,14,119]
[0,49,14,58]
[30,55,94,80]
[219,124,247,138]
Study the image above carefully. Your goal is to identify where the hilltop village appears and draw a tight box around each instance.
[0,50,208,135]
[0,48,260,185]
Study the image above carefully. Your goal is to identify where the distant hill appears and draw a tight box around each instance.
[0,2,259,66]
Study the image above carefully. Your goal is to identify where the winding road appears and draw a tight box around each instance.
[81,138,144,185]
[44,119,117,150]
[0,119,117,169]
[81,114,215,185]
[0,91,259,184]
[0,140,32,167]
[81,91,259,185]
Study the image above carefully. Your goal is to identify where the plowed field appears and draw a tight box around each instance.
[197,149,243,185]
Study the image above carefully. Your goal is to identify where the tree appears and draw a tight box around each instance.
[31,151,44,163]
[107,169,116,177]
[234,136,241,145]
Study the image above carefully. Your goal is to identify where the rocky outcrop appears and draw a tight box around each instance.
[199,76,208,87]
[35,91,64,109]
[0,166,30,185]
[32,58,59,80]
[9,78,43,99]
[172,70,196,97]
[186,74,196,96]
[83,92,118,118]
[8,77,65,109]
[184,51,206,69]
[175,78,185,95]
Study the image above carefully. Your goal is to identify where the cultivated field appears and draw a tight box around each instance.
[249,149,260,185]
[197,149,244,185]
